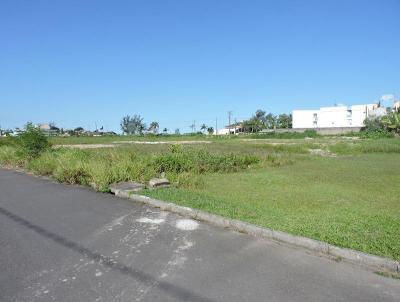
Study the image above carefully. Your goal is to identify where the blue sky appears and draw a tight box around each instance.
[1,0,399,132]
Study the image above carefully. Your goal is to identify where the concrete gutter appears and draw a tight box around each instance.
[114,191,399,273]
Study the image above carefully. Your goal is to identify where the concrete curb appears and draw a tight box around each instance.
[114,191,400,273]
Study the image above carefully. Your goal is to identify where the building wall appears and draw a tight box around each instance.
[293,104,376,129]
[351,105,368,127]
[318,106,349,127]
[292,110,319,128]
[287,127,362,134]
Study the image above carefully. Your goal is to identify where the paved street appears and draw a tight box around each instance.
[0,169,399,302]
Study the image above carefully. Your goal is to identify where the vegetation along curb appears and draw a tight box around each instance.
[113,190,400,273]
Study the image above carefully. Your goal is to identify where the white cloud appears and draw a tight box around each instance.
[380,94,394,102]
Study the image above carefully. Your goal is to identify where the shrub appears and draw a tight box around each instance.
[359,129,394,139]
[17,124,51,158]
[361,116,396,138]
[303,129,318,137]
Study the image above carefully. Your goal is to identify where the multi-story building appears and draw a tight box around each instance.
[292,104,378,129]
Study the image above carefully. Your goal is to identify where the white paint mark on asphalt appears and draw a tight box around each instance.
[168,255,187,266]
[175,219,199,231]
[95,271,103,277]
[136,217,165,224]
[178,239,194,250]
[96,212,132,235]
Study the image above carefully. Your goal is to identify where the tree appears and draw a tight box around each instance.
[49,122,60,134]
[265,113,277,129]
[163,128,168,134]
[74,127,84,132]
[207,127,214,135]
[381,112,400,134]
[255,109,266,125]
[200,123,207,133]
[174,128,180,135]
[120,115,146,135]
[242,117,264,133]
[276,114,292,129]
[148,121,159,134]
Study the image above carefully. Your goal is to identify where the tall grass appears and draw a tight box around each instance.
[0,145,261,192]
[329,139,400,155]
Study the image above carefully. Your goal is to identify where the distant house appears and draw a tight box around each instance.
[215,123,244,135]
[38,123,51,131]
[292,104,378,129]
[37,123,60,136]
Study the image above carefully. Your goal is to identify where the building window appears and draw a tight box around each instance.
[313,113,318,127]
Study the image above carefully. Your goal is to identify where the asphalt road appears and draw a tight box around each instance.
[0,169,399,302]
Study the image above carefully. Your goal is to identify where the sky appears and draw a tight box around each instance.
[0,0,399,132]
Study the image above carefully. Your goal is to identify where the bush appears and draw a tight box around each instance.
[17,124,51,158]
[359,129,394,139]
[361,116,395,138]
[303,129,318,137]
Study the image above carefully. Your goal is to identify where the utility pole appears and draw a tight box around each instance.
[228,111,233,135]
[190,120,196,133]
[215,118,218,136]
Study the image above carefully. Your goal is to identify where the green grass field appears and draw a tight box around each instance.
[1,136,399,260]
[143,153,400,260]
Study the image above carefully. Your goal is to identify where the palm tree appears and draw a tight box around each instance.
[200,123,207,133]
[382,112,400,134]
[163,128,168,134]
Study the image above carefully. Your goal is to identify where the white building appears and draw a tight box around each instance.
[293,104,378,129]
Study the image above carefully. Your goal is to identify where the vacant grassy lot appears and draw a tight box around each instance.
[1,136,399,260]
[144,153,400,260]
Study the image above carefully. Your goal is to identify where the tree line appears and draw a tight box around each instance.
[239,110,292,133]
[120,115,171,135]
[120,110,292,136]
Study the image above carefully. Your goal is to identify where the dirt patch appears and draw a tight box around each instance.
[53,141,211,149]
[113,141,211,145]
[53,144,115,149]
[309,148,337,157]
[241,139,299,145]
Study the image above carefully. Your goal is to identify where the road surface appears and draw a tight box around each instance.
[0,169,399,302]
